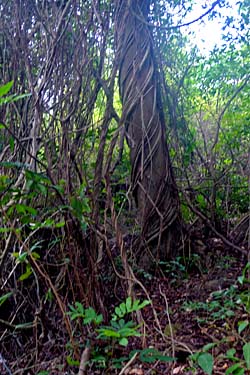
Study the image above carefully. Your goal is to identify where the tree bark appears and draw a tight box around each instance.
[115,0,181,263]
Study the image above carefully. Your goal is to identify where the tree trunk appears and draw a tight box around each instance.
[115,0,181,264]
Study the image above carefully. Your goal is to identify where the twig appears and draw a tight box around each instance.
[118,352,138,375]
[0,353,13,375]
[183,191,248,255]
[78,347,91,375]
[159,285,175,360]
[130,0,222,29]
[0,319,34,330]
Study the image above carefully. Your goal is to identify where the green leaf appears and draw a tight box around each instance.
[203,343,217,351]
[15,204,37,216]
[0,93,31,104]
[113,298,151,320]
[55,221,65,228]
[75,302,84,314]
[112,357,128,368]
[139,348,175,363]
[19,264,33,281]
[0,292,13,306]
[226,363,244,375]
[97,328,121,338]
[66,355,80,366]
[9,136,14,151]
[83,307,97,324]
[114,306,122,318]
[95,314,103,325]
[67,302,86,320]
[119,337,128,346]
[45,288,53,302]
[238,264,250,286]
[126,296,132,311]
[197,353,214,375]
[36,371,50,375]
[243,343,250,369]
[118,327,140,338]
[13,252,28,263]
[0,81,13,97]
[238,320,249,334]
[0,227,12,233]
[226,348,238,361]
[31,251,40,260]
[120,302,126,316]
[140,348,159,363]
[136,299,151,310]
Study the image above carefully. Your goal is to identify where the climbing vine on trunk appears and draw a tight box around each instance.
[115,0,181,261]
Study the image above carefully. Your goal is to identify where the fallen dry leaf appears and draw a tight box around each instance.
[128,369,144,375]
[173,365,186,374]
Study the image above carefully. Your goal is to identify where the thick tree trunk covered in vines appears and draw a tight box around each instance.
[115,0,181,263]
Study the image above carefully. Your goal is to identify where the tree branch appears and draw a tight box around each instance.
[131,0,222,30]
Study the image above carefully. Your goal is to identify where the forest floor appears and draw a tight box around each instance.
[1,237,249,375]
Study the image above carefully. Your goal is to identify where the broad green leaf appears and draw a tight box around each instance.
[0,292,13,306]
[197,353,214,375]
[95,314,103,325]
[119,337,128,346]
[238,320,249,334]
[38,183,48,195]
[84,307,97,324]
[243,343,250,369]
[0,81,13,97]
[226,363,244,375]
[226,348,237,360]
